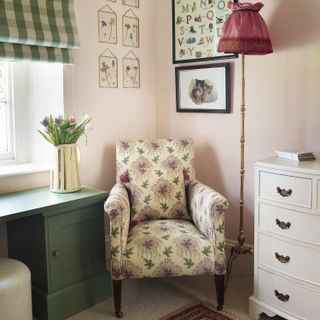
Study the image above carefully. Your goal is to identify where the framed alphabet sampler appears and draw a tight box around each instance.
[172,0,238,64]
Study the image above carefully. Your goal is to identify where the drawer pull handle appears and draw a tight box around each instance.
[275,290,290,302]
[276,219,291,230]
[277,187,292,197]
[52,250,60,257]
[275,252,290,264]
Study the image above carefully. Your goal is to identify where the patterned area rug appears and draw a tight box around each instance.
[162,304,235,320]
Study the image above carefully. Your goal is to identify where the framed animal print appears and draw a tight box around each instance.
[172,0,237,64]
[175,63,230,113]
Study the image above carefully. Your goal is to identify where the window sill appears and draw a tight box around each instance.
[0,163,50,178]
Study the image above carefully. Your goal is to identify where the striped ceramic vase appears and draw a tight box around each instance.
[50,144,81,193]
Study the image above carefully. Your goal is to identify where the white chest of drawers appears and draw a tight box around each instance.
[249,157,320,320]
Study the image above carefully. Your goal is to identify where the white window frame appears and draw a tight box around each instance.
[0,62,15,163]
[0,61,64,172]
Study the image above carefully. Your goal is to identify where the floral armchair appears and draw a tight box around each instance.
[104,139,229,317]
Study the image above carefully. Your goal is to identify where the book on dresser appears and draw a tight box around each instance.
[275,150,316,161]
[249,157,320,320]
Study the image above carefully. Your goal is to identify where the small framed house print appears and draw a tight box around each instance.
[122,9,139,48]
[123,51,140,88]
[123,0,139,8]
[99,49,118,88]
[98,5,117,44]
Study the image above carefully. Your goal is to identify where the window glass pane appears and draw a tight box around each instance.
[0,62,6,100]
[0,102,8,152]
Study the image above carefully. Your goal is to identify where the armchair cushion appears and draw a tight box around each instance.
[120,219,216,279]
[127,168,189,225]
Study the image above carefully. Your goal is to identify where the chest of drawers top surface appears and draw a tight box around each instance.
[254,156,320,175]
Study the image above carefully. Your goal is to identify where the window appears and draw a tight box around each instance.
[0,61,14,161]
[0,61,64,169]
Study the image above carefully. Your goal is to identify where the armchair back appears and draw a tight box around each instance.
[115,139,196,224]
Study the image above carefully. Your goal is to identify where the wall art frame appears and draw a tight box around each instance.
[123,51,140,88]
[122,9,139,48]
[175,63,230,113]
[123,0,139,8]
[98,5,117,44]
[172,0,238,64]
[99,49,118,88]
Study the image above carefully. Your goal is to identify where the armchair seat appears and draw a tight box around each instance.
[122,219,216,279]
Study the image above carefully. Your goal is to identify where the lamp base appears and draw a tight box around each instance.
[225,235,254,291]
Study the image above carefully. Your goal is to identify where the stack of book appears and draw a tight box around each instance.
[275,150,316,161]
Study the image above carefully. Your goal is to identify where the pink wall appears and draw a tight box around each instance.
[154,0,320,243]
[2,1,320,247]
[66,0,158,192]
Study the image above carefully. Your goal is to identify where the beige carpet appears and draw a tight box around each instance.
[68,262,284,320]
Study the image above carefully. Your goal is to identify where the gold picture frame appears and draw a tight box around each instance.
[122,9,139,48]
[123,51,140,88]
[98,5,117,44]
[122,0,139,8]
[99,49,118,88]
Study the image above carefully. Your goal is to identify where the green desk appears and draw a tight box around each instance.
[0,186,112,320]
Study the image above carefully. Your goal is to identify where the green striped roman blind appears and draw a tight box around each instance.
[0,0,79,63]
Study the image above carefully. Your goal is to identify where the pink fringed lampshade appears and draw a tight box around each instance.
[218,2,273,55]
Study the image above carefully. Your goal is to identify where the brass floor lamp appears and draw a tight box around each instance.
[217,1,273,289]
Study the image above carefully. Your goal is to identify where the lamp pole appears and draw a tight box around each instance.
[225,54,254,290]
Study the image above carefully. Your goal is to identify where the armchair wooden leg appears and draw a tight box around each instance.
[215,274,225,311]
[113,280,123,318]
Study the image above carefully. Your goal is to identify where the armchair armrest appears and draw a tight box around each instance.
[188,180,229,274]
[104,183,130,280]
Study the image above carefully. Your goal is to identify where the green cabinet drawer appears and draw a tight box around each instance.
[48,204,105,292]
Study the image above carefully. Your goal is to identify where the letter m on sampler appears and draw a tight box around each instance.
[182,4,189,13]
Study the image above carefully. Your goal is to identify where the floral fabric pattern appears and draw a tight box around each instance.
[116,139,196,224]
[105,139,228,281]
[116,139,195,184]
[188,180,229,275]
[121,220,216,279]
[104,183,131,280]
